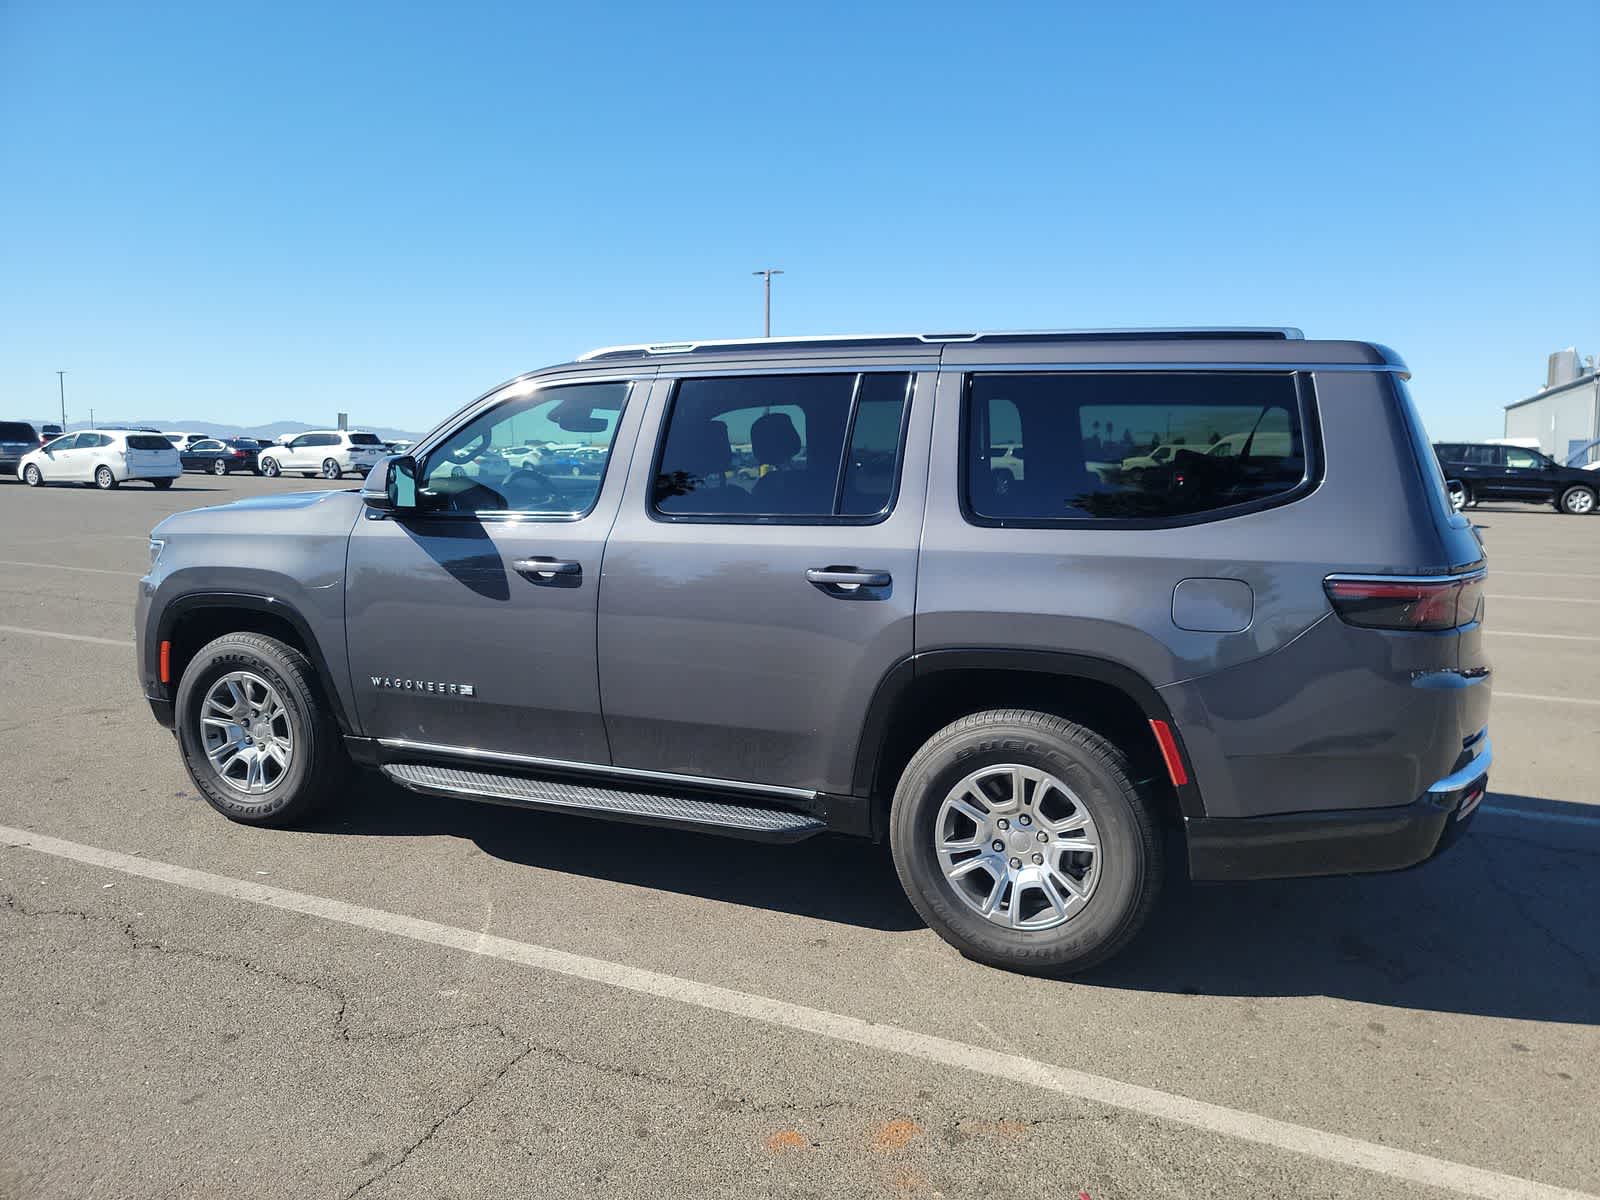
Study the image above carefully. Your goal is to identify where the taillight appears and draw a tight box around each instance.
[1325,572,1485,632]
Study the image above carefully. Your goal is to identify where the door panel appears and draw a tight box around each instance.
[344,375,647,760]
[51,435,89,481]
[598,370,935,795]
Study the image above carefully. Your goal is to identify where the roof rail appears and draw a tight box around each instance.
[577,327,1305,361]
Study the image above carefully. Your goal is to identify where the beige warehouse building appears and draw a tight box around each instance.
[1503,347,1600,466]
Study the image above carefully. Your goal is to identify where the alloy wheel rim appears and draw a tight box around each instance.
[934,763,1102,931]
[1570,490,1595,513]
[199,670,294,795]
[323,459,339,478]
[1449,486,1466,512]
[213,460,227,474]
[97,467,112,487]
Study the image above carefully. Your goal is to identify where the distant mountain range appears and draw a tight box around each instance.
[18,417,426,442]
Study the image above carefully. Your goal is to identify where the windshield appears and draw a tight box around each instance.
[348,433,383,446]
[126,435,173,451]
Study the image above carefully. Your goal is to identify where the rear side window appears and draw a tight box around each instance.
[964,372,1310,525]
[126,435,171,450]
[0,422,36,442]
[653,372,910,521]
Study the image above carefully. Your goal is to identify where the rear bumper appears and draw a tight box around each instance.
[1186,736,1490,882]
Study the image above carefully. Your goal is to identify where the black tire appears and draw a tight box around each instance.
[1447,481,1468,513]
[95,465,118,490]
[22,463,42,486]
[212,459,229,476]
[321,458,342,480]
[175,632,351,826]
[1558,485,1596,515]
[152,478,174,489]
[890,709,1163,975]
[260,457,280,477]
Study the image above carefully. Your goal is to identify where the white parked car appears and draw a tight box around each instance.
[19,430,182,490]
[257,430,387,480]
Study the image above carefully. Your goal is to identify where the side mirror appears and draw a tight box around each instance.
[363,454,421,512]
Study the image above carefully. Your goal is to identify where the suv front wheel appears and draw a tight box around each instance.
[890,710,1163,975]
[175,632,350,825]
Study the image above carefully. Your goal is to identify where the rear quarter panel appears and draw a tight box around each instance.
[915,366,1483,818]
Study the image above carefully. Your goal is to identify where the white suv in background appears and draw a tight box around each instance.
[19,430,182,489]
[258,431,387,479]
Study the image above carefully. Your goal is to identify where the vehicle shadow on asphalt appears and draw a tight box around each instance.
[309,775,924,932]
[1092,793,1600,1025]
[309,782,1599,1021]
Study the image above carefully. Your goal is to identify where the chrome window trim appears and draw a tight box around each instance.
[938,362,1407,376]
[376,738,819,801]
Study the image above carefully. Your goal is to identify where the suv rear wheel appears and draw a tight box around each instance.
[1558,484,1596,515]
[890,710,1163,975]
[175,632,350,825]
[321,457,342,479]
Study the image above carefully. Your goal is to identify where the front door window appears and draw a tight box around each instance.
[421,381,629,516]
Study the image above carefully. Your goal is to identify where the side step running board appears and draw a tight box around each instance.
[382,763,827,843]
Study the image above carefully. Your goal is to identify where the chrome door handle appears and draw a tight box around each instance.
[513,557,581,580]
[806,567,891,591]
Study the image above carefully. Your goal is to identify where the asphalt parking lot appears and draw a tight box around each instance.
[1,472,1596,1200]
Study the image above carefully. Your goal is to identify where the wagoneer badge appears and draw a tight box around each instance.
[371,676,476,697]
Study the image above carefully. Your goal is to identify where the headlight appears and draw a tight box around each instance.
[148,538,166,568]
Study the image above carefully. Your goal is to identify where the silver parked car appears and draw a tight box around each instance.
[136,328,1490,974]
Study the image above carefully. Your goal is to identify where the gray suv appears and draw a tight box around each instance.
[137,329,1492,973]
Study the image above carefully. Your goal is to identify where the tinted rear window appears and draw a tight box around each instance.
[126,435,173,451]
[348,433,383,446]
[653,372,910,520]
[965,372,1309,524]
[0,422,37,441]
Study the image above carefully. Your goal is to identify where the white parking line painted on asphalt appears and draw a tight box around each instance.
[1495,691,1600,708]
[0,559,141,577]
[1487,594,1593,604]
[1485,630,1600,642]
[0,625,135,647]
[0,826,1591,1200]
[1479,806,1600,827]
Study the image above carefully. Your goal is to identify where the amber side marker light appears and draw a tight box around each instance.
[1149,719,1188,787]
[158,640,172,684]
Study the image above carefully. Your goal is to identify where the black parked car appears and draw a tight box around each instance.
[1434,442,1597,515]
[179,437,262,476]
[0,420,40,476]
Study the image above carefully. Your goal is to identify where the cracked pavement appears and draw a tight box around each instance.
[1,476,1597,1198]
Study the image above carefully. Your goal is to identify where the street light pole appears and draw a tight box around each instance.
[751,268,784,337]
[56,371,67,430]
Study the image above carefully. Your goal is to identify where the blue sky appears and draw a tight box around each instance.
[2,0,1595,437]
